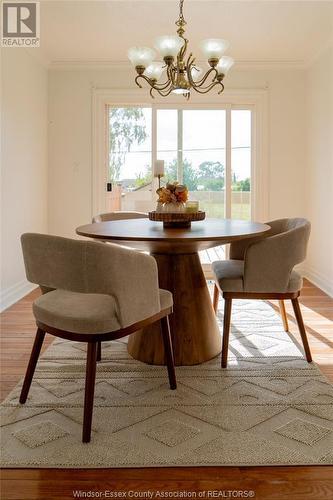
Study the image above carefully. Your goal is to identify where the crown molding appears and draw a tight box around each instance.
[49,59,307,72]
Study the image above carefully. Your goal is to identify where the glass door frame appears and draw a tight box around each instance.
[106,102,255,220]
[92,88,269,221]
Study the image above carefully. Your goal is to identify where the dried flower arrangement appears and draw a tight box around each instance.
[156,181,189,205]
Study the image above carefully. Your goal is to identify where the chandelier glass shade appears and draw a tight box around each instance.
[128,0,234,98]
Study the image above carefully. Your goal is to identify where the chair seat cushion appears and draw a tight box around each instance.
[212,260,244,292]
[33,290,121,334]
[212,260,303,293]
[33,288,173,335]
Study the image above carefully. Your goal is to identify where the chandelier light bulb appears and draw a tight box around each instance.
[127,47,156,68]
[154,36,184,58]
[216,56,235,75]
[199,39,229,61]
[144,62,165,81]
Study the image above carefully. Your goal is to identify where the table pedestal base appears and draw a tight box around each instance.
[127,253,222,366]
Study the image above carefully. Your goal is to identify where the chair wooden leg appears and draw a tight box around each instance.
[82,342,98,443]
[291,298,312,363]
[160,316,177,390]
[213,284,219,314]
[221,298,232,368]
[97,341,101,362]
[279,300,289,332]
[19,328,45,404]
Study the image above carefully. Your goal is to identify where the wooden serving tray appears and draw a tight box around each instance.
[148,210,206,228]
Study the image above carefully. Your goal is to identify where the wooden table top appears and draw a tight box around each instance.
[76,218,270,254]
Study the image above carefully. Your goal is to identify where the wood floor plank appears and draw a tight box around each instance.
[1,470,333,500]
[1,281,332,499]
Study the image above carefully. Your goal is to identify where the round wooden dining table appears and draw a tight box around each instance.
[76,218,270,366]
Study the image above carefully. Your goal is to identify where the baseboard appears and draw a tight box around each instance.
[0,280,37,312]
[303,264,333,298]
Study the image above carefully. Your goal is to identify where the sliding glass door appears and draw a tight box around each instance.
[107,105,252,220]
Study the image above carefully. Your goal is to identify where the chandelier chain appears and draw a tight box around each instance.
[179,0,185,22]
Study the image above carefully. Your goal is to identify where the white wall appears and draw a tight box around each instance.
[48,66,307,237]
[304,45,333,296]
[1,49,48,310]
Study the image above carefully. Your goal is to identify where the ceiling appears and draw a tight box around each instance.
[37,1,333,65]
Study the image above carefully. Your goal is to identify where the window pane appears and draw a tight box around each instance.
[157,109,178,182]
[183,110,226,218]
[183,110,226,151]
[109,107,152,185]
[231,110,251,220]
[157,109,177,152]
[183,150,225,218]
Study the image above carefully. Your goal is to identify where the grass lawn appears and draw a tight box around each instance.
[199,201,251,220]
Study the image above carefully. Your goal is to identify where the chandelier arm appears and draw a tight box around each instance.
[186,53,199,80]
[151,79,174,91]
[155,86,174,98]
[135,75,144,88]
[218,82,225,94]
[135,74,156,88]
[186,62,197,88]
[195,80,221,91]
[186,53,196,68]
[135,74,172,92]
[167,65,177,87]
[192,80,224,95]
[178,37,188,62]
[154,81,171,89]
[193,67,217,88]
[211,69,220,83]
[152,67,174,88]
[187,58,204,88]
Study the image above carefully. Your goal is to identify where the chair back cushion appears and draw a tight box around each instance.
[21,233,87,293]
[243,218,310,292]
[92,211,148,223]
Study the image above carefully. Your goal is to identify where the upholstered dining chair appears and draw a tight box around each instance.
[20,233,176,443]
[212,218,312,367]
[92,211,148,223]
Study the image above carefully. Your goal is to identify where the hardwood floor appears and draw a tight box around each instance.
[1,280,332,500]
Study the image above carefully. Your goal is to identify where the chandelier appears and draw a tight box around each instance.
[128,0,234,99]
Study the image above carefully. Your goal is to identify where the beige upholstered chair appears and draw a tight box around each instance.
[20,233,176,443]
[92,211,148,223]
[212,218,312,367]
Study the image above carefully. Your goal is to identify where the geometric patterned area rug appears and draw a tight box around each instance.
[1,299,333,467]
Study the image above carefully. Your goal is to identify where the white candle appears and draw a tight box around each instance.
[154,160,165,177]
